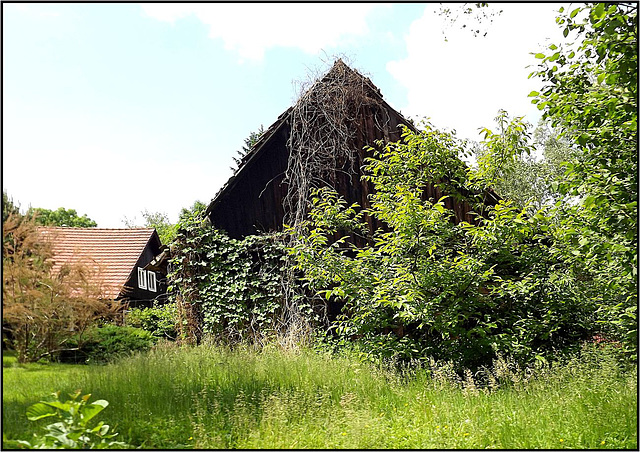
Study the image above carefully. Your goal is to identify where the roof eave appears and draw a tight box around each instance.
[204,107,292,218]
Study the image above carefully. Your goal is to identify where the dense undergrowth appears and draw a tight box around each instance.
[3,342,636,449]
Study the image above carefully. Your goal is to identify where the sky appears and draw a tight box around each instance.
[3,2,568,228]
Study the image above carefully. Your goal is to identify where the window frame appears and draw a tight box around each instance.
[147,271,157,293]
[137,267,147,290]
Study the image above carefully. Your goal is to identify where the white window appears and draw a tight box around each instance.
[147,271,157,293]
[138,267,147,290]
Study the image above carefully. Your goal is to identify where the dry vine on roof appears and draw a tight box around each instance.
[273,62,395,341]
[283,60,390,228]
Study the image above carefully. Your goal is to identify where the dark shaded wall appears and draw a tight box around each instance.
[120,234,167,306]
[208,124,291,239]
[207,101,491,241]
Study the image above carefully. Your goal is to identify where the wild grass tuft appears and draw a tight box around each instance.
[3,343,637,449]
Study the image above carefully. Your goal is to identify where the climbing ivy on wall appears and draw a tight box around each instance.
[167,210,316,345]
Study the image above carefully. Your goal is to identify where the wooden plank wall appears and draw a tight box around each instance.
[208,102,487,241]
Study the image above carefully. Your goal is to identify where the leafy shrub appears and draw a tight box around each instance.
[529,3,637,359]
[2,214,122,363]
[288,122,596,370]
[3,390,129,449]
[125,303,178,340]
[168,212,316,345]
[60,325,157,364]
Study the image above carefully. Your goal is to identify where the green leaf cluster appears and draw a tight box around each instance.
[529,2,637,356]
[6,390,129,449]
[125,303,178,340]
[288,124,597,369]
[59,325,157,364]
[26,207,97,228]
[168,211,310,344]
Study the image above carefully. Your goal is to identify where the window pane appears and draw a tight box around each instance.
[138,268,147,290]
[148,271,157,292]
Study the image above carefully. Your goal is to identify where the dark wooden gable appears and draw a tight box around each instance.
[120,230,168,306]
[206,111,292,238]
[206,61,492,240]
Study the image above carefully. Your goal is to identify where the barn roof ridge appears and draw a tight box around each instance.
[205,60,399,218]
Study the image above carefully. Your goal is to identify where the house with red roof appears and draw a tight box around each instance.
[37,227,168,307]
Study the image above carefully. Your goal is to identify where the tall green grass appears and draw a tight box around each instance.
[3,343,637,449]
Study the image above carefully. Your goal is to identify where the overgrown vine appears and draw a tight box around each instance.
[167,210,319,346]
[169,61,402,346]
[283,59,390,228]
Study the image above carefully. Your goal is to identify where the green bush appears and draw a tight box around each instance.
[59,325,157,364]
[288,123,596,370]
[125,304,178,340]
[168,214,316,345]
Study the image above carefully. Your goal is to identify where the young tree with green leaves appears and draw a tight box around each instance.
[139,210,176,245]
[123,201,208,245]
[124,209,176,244]
[472,115,576,213]
[179,200,207,221]
[26,207,97,228]
[288,121,594,369]
[530,2,637,355]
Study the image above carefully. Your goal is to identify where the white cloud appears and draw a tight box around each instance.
[141,3,385,61]
[387,3,566,142]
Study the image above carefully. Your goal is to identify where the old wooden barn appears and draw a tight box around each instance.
[205,60,495,241]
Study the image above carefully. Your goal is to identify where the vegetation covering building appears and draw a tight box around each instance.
[205,60,495,241]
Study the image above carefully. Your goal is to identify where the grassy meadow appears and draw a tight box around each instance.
[2,343,637,449]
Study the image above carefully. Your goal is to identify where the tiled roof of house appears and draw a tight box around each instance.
[37,227,158,299]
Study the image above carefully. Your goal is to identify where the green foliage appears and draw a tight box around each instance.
[288,122,595,369]
[4,390,128,449]
[26,207,97,228]
[472,115,576,213]
[122,201,207,245]
[530,2,638,356]
[125,304,178,340]
[178,200,207,222]
[287,2,637,366]
[123,210,176,245]
[60,325,157,364]
[2,345,636,449]
[168,210,309,344]
[473,110,534,189]
[140,210,176,245]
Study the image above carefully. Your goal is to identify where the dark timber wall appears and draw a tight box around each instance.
[206,62,493,241]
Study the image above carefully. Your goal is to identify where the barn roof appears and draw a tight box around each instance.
[204,59,409,221]
[204,59,500,239]
[37,227,160,299]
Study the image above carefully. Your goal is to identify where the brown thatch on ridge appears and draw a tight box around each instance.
[37,227,166,304]
[205,60,496,241]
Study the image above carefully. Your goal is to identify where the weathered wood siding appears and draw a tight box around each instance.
[206,65,495,241]
[208,124,291,238]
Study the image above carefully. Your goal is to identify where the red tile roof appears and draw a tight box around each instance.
[37,227,158,299]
